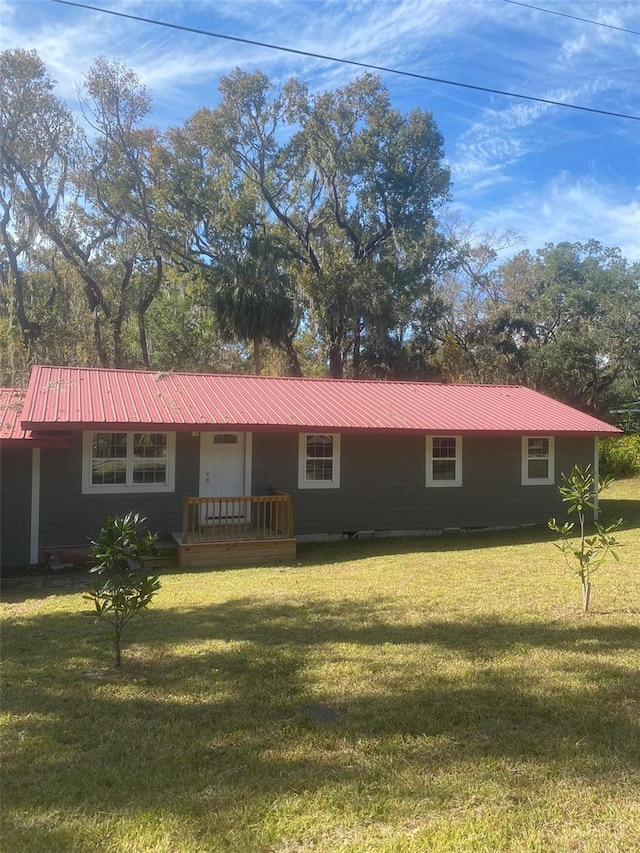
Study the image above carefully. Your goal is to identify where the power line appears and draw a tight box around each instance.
[502,0,640,37]
[51,0,640,122]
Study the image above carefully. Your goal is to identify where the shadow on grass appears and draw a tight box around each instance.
[3,599,639,817]
[3,487,637,848]
[299,524,582,566]
[599,498,640,532]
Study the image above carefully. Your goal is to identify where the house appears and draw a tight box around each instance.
[1,387,71,569]
[1,365,621,570]
[611,400,640,431]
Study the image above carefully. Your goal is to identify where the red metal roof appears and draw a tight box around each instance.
[1,386,72,447]
[20,365,621,436]
[1,388,30,444]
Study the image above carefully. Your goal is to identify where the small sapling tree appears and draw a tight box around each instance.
[548,465,623,613]
[85,513,161,667]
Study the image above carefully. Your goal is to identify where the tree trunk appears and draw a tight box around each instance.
[352,319,362,379]
[3,250,42,346]
[328,341,343,379]
[582,581,591,614]
[114,625,122,668]
[137,254,163,369]
[283,336,303,376]
[113,259,134,368]
[253,336,262,375]
[92,311,109,367]
[138,310,150,369]
[112,318,125,369]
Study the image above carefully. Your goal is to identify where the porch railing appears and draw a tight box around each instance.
[182,492,294,544]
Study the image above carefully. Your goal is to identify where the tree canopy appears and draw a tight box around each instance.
[1,48,637,417]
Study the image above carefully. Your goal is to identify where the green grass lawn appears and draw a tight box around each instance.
[2,477,639,852]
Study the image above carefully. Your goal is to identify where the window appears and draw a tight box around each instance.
[83,431,176,493]
[213,434,238,444]
[426,436,462,487]
[522,436,554,485]
[298,433,341,489]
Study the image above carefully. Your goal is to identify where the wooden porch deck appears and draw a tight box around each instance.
[173,493,296,569]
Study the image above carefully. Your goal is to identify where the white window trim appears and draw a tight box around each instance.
[82,431,176,494]
[298,433,341,489]
[426,435,462,488]
[521,436,555,486]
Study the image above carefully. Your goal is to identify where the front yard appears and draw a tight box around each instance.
[1,478,639,852]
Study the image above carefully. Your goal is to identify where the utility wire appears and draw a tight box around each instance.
[51,0,640,121]
[502,0,640,37]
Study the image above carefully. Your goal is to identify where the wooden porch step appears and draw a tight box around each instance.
[140,542,179,571]
[172,534,296,570]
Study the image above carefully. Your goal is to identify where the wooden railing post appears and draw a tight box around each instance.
[182,493,190,544]
[288,492,294,538]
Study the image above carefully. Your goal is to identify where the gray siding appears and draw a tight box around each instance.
[1,447,33,569]
[2,429,597,564]
[37,432,200,552]
[252,432,595,535]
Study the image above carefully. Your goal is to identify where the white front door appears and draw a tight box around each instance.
[199,432,249,523]
[200,432,245,496]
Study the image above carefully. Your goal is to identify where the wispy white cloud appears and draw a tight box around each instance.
[1,0,637,261]
[463,174,640,261]
[450,61,633,195]
[0,0,488,121]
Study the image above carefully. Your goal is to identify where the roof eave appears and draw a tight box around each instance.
[18,420,622,437]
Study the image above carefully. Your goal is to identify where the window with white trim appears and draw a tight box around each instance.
[82,431,176,493]
[298,433,341,489]
[426,436,462,487]
[521,436,554,485]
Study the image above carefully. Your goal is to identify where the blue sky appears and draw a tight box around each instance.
[2,0,639,260]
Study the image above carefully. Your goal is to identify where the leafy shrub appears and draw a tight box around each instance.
[599,435,640,478]
[85,513,160,667]
[548,466,623,613]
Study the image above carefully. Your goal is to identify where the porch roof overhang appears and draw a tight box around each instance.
[1,388,28,443]
[1,388,72,448]
[20,366,622,438]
